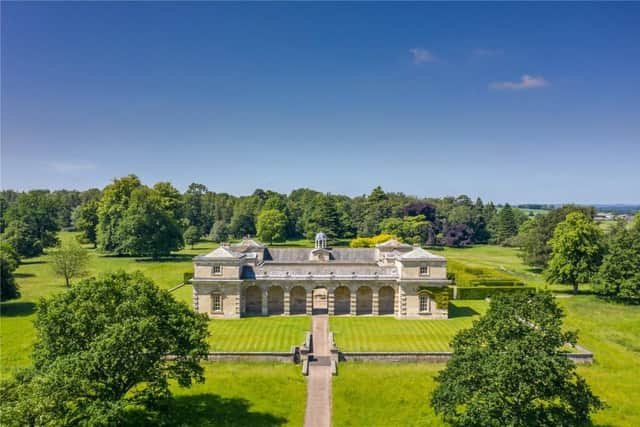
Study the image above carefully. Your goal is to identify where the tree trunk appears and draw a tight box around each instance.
[65,275,70,287]
[573,282,578,295]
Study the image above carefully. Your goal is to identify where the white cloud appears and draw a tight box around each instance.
[409,48,437,64]
[489,74,550,90]
[48,161,96,173]
[473,48,503,57]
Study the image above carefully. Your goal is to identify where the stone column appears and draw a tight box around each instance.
[284,286,290,315]
[306,288,313,315]
[350,287,357,315]
[328,287,335,315]
[261,287,268,316]
[372,288,379,316]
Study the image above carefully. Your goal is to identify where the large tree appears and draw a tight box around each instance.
[304,194,341,239]
[596,214,640,301]
[97,175,142,253]
[495,203,518,244]
[50,241,90,287]
[256,208,287,244]
[0,271,208,426]
[0,247,20,301]
[116,187,184,258]
[432,292,602,427]
[546,212,604,294]
[72,199,99,247]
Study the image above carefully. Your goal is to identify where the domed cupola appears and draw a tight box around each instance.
[315,232,328,249]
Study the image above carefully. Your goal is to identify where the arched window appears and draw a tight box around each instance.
[419,293,431,313]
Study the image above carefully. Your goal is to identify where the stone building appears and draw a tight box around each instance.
[191,233,450,319]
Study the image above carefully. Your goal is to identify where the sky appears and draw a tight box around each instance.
[2,2,639,204]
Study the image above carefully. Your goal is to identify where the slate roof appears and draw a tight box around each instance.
[264,248,377,263]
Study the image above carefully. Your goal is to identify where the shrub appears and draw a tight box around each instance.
[418,286,449,310]
[349,234,397,248]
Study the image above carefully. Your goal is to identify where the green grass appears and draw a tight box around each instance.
[208,316,310,352]
[164,363,306,427]
[333,363,443,427]
[330,301,488,352]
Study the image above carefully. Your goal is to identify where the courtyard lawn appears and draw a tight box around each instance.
[330,300,488,352]
[163,363,306,427]
[208,316,310,352]
[332,363,443,427]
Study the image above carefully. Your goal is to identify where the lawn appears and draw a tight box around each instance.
[164,363,306,427]
[333,363,443,427]
[330,300,488,352]
[208,316,310,352]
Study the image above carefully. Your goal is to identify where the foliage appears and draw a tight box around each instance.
[116,187,184,258]
[379,215,433,244]
[595,214,640,301]
[447,260,523,287]
[517,205,596,268]
[256,208,287,244]
[432,292,603,427]
[0,271,209,426]
[494,203,518,244]
[209,220,229,243]
[304,193,341,239]
[418,286,449,310]
[0,253,20,301]
[50,240,90,287]
[440,223,473,247]
[546,212,604,294]
[349,233,397,248]
[183,225,201,249]
[97,174,143,253]
[72,199,99,247]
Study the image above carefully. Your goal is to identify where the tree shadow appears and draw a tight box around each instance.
[20,260,45,265]
[125,394,288,427]
[448,303,479,319]
[0,301,37,317]
[525,267,543,274]
[135,254,194,263]
[13,272,35,278]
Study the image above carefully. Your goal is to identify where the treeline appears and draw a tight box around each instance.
[1,175,536,258]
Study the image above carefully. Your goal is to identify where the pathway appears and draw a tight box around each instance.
[304,315,332,427]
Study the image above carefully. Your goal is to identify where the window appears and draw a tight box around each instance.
[212,265,221,275]
[211,294,222,312]
[419,294,431,313]
[419,265,429,276]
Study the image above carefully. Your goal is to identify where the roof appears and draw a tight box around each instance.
[264,247,377,263]
[400,246,445,261]
[315,232,328,240]
[199,246,243,259]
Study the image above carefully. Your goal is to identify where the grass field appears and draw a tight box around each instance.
[208,316,310,352]
[330,300,488,351]
[333,363,442,426]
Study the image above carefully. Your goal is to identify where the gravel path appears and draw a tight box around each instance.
[304,315,332,427]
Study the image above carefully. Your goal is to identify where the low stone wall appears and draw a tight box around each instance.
[340,350,594,364]
[203,352,294,362]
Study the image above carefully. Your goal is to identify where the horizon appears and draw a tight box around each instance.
[2,3,639,204]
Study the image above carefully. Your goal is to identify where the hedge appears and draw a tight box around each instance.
[455,286,537,300]
[468,279,524,287]
[447,260,523,287]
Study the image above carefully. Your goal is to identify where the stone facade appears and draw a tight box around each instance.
[191,235,450,319]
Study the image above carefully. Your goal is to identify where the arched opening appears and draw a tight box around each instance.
[356,286,373,315]
[290,286,307,315]
[268,286,284,315]
[334,286,350,315]
[312,287,328,315]
[245,286,262,315]
[378,286,395,315]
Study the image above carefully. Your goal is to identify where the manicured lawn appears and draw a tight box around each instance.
[165,363,306,427]
[333,363,443,427]
[330,300,488,352]
[208,316,310,352]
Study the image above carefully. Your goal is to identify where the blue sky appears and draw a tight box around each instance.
[2,2,639,204]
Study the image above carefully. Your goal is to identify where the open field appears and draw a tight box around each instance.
[208,316,310,352]
[330,301,487,351]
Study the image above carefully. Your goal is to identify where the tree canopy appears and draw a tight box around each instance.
[432,292,602,427]
[0,271,208,426]
[256,208,287,244]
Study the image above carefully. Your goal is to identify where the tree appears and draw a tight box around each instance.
[595,214,640,301]
[518,205,596,268]
[0,251,20,301]
[432,292,602,427]
[304,194,341,239]
[3,190,60,256]
[546,212,604,294]
[209,220,229,243]
[256,209,287,244]
[183,183,209,234]
[50,241,90,287]
[183,225,201,249]
[495,203,518,244]
[441,223,474,247]
[116,187,184,258]
[379,215,432,244]
[72,199,99,247]
[0,271,208,425]
[97,175,142,253]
